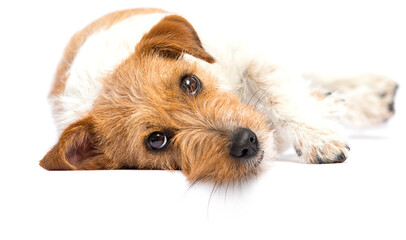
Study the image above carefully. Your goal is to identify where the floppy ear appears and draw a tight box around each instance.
[136,15,215,63]
[40,116,109,170]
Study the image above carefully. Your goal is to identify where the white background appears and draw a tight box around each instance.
[0,0,405,239]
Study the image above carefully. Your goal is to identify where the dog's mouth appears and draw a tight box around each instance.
[248,150,264,169]
[257,150,265,164]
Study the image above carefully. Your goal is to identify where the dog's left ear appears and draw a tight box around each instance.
[39,116,110,170]
[136,15,215,63]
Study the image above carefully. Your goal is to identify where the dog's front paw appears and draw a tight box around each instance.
[294,132,350,164]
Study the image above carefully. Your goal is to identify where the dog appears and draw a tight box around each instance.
[40,8,398,184]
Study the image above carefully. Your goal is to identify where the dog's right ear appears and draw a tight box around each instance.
[136,15,215,63]
[40,116,109,170]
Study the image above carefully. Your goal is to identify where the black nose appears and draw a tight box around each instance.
[230,128,258,159]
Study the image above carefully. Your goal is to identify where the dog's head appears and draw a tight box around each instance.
[41,15,274,183]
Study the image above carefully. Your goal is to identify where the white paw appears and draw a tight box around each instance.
[342,74,398,127]
[307,73,399,127]
[294,129,350,164]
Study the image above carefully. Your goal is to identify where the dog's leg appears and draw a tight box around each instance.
[245,63,349,163]
[304,73,399,127]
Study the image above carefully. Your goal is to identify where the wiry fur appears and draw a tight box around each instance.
[41,8,398,184]
[52,11,169,133]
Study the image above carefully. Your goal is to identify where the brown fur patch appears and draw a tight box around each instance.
[40,116,116,170]
[310,90,325,100]
[136,15,215,64]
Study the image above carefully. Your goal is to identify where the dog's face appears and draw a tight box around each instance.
[41,15,273,183]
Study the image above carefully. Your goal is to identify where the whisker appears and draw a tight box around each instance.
[207,182,219,218]
[208,183,217,206]
[224,181,231,206]
[247,89,263,106]
[187,176,204,191]
[253,90,267,111]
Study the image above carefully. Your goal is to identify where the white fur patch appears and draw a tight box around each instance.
[54,13,168,134]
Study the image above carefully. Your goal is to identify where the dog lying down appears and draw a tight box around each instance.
[40,8,398,183]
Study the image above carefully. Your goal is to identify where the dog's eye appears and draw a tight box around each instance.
[147,132,168,150]
[180,75,201,96]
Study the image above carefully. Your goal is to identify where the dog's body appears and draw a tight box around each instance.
[41,9,398,183]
